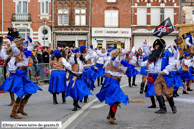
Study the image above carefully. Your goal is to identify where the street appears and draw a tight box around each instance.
[1,74,194,129]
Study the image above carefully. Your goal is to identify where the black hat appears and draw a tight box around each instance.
[153,39,165,48]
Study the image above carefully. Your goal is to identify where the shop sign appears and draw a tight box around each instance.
[92,28,131,37]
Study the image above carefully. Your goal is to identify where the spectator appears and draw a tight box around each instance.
[42,46,50,63]
[62,48,71,61]
[36,49,43,63]
[31,51,40,78]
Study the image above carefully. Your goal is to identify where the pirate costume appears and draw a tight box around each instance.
[148,39,177,114]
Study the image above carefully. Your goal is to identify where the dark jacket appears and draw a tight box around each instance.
[42,52,50,63]
[37,53,43,63]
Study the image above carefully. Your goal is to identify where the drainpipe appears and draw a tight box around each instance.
[131,0,134,48]
[2,0,3,35]
[51,0,54,48]
[88,0,91,47]
[179,0,181,24]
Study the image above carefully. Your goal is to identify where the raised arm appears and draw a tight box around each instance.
[62,57,72,71]
[27,36,34,51]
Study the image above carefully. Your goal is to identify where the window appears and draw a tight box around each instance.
[58,9,69,25]
[164,8,174,25]
[41,0,49,14]
[18,29,30,40]
[107,0,117,2]
[137,8,147,25]
[151,8,160,25]
[105,10,118,27]
[16,1,28,14]
[75,8,86,26]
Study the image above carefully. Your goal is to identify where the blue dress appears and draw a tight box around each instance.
[99,75,111,92]
[96,78,129,106]
[171,71,184,91]
[95,63,104,78]
[178,67,194,81]
[126,64,140,77]
[48,70,67,94]
[140,66,147,75]
[82,67,96,91]
[66,75,93,100]
[0,69,42,98]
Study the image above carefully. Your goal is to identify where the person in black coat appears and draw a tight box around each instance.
[42,47,50,63]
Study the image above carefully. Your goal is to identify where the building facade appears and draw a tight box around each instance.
[132,0,179,49]
[52,0,90,48]
[91,0,132,49]
[180,0,194,24]
[0,0,52,46]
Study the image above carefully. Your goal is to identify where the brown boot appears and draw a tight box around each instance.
[109,118,117,125]
[106,114,116,120]
[8,93,15,106]
[17,99,28,116]
[10,103,22,119]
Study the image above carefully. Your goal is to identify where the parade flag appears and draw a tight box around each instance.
[153,17,174,38]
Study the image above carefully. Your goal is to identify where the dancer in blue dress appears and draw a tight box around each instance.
[126,47,140,87]
[139,40,150,94]
[0,36,42,119]
[178,52,194,94]
[49,49,71,104]
[81,45,97,103]
[66,48,93,111]
[96,49,129,125]
[172,47,184,97]
[0,44,17,106]
[95,48,107,86]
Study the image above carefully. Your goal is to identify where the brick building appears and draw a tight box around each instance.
[132,0,179,48]
[0,0,52,46]
[52,0,90,48]
[180,0,194,24]
[91,0,132,49]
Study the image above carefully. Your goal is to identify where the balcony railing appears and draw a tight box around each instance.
[11,13,31,22]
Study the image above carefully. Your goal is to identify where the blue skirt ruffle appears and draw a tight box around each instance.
[99,75,111,92]
[66,75,93,100]
[0,69,42,98]
[178,67,194,81]
[49,70,67,94]
[173,72,184,89]
[96,78,129,106]
[95,63,104,78]
[140,66,147,75]
[145,74,157,97]
[91,66,98,82]
[82,68,95,91]
[189,67,194,74]
[126,65,140,77]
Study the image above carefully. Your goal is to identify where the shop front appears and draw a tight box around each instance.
[54,31,88,48]
[92,28,131,49]
[133,29,178,49]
